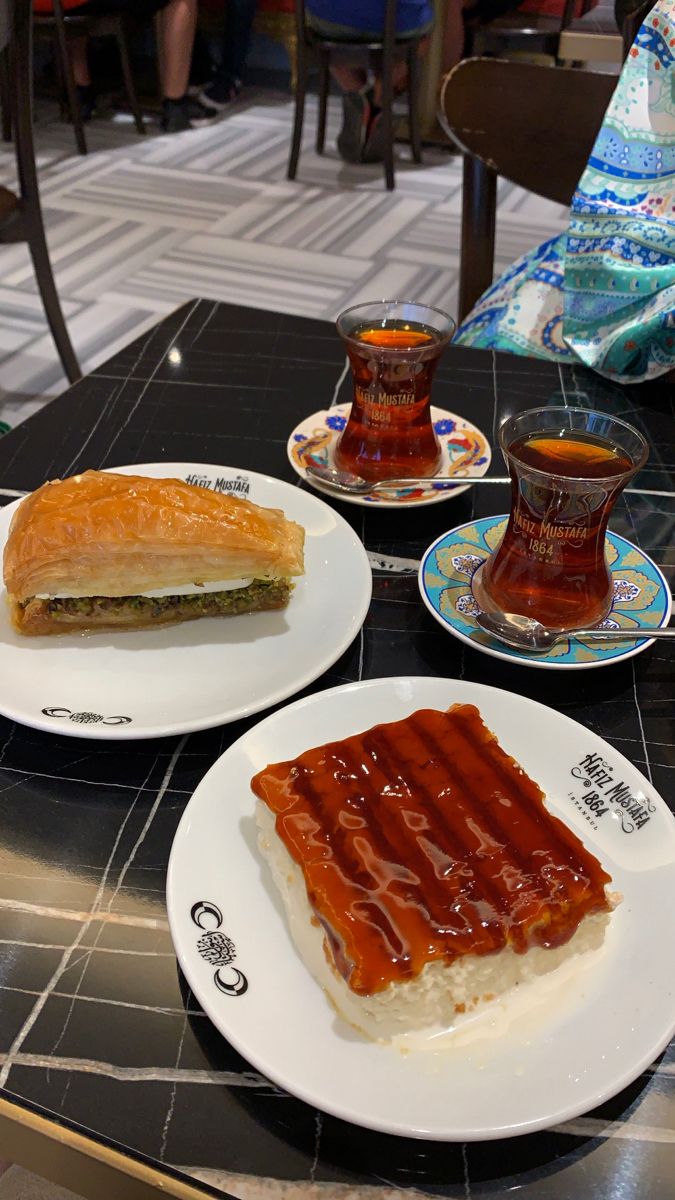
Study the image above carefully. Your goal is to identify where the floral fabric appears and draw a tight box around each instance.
[454,0,675,383]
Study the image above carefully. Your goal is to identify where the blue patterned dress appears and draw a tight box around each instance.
[454,0,675,383]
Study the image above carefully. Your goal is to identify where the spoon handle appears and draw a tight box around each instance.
[369,476,506,491]
[571,627,675,641]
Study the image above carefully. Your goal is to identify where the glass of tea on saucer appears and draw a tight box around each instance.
[471,407,648,633]
[334,300,455,482]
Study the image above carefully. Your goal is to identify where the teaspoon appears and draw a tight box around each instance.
[304,464,507,494]
[476,611,674,653]
[304,464,661,499]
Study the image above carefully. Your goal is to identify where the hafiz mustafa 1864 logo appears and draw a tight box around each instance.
[567,751,655,834]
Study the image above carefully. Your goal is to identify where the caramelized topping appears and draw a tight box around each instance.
[251,705,612,996]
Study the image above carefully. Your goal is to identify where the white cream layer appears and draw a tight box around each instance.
[36,578,254,600]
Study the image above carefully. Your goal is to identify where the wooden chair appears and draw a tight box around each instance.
[288,0,426,191]
[1,0,81,383]
[34,0,146,156]
[439,58,617,321]
[552,0,653,66]
[616,0,655,55]
[0,46,10,141]
[465,0,593,64]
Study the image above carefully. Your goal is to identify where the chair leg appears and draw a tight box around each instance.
[0,47,11,142]
[316,47,329,155]
[52,27,87,154]
[380,46,395,190]
[114,17,146,135]
[25,209,82,384]
[287,49,307,179]
[407,42,422,164]
[458,153,497,323]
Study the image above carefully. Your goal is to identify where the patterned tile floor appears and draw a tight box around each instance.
[0,90,569,432]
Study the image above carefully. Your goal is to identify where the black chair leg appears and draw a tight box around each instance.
[380,50,395,189]
[115,17,146,135]
[0,47,11,142]
[52,26,87,154]
[458,153,497,322]
[25,212,82,385]
[288,50,307,179]
[11,0,82,383]
[407,41,422,164]
[316,47,329,155]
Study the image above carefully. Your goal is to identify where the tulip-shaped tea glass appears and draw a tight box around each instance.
[471,407,648,633]
[334,300,455,482]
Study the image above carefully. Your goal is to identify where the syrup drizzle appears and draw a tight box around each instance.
[251,705,611,996]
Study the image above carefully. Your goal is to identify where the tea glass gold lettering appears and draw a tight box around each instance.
[472,406,648,632]
[334,301,455,482]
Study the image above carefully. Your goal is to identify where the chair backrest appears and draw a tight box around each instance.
[615,0,656,56]
[439,58,617,319]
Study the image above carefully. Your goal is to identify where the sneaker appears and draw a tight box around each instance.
[336,89,370,163]
[160,95,219,133]
[160,98,191,133]
[198,76,242,112]
[183,95,220,126]
[361,110,386,164]
[75,84,96,122]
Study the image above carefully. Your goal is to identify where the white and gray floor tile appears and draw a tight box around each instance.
[0,91,568,431]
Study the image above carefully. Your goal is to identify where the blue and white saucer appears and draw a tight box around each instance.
[287,404,491,508]
[419,515,672,670]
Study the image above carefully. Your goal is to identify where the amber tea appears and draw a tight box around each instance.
[334,303,454,482]
[473,410,648,633]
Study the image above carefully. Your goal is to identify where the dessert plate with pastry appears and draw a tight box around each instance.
[167,675,675,1140]
[0,463,371,739]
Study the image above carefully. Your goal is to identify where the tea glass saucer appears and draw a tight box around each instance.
[419,515,671,670]
[287,404,491,509]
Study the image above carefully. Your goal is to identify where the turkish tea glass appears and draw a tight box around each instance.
[472,407,648,632]
[334,300,455,482]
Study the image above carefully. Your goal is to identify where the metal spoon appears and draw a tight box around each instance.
[476,610,675,653]
[304,464,507,494]
[303,463,663,499]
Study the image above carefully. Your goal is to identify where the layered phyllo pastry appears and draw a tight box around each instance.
[3,470,305,635]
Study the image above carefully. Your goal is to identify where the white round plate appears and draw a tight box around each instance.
[287,404,491,508]
[0,463,372,739]
[419,516,672,670]
[167,676,675,1140]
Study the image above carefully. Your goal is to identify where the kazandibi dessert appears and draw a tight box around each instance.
[3,470,305,635]
[252,703,618,1041]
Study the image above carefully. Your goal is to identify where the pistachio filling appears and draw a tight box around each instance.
[21,579,292,619]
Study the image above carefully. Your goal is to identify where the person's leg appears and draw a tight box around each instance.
[159,0,197,98]
[364,37,428,163]
[220,0,256,86]
[442,0,474,73]
[69,36,91,85]
[330,63,368,93]
[333,62,371,163]
[200,0,256,107]
[158,0,219,129]
[60,30,97,120]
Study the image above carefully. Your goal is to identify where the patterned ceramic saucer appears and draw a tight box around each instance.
[419,515,671,670]
[287,404,491,508]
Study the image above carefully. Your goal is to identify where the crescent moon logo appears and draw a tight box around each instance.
[214,967,248,997]
[190,901,223,930]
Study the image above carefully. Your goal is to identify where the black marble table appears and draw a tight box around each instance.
[0,299,673,1200]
